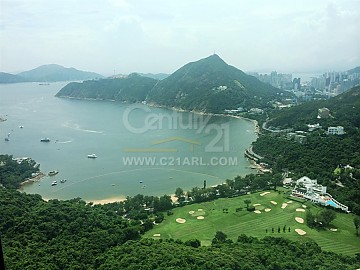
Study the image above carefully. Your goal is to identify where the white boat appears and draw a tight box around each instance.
[51,181,57,186]
[87,154,97,158]
[48,170,59,176]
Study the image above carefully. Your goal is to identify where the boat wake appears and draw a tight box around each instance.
[63,121,103,134]
[56,140,73,144]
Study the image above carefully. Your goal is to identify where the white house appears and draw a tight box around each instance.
[291,176,348,212]
[327,126,345,135]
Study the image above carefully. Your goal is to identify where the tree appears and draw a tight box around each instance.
[212,231,227,244]
[272,173,283,191]
[317,209,336,227]
[174,187,184,201]
[354,216,360,236]
[244,199,251,209]
[185,239,201,248]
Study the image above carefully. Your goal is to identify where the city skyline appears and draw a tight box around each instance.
[1,0,359,76]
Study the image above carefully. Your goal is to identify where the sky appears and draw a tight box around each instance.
[0,0,359,76]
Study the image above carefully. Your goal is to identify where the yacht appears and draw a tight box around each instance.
[51,181,57,186]
[40,138,50,142]
[87,154,97,158]
[48,170,59,176]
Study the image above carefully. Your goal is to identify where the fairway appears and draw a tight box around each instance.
[144,191,360,256]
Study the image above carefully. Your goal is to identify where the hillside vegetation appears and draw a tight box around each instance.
[253,86,360,214]
[56,73,157,102]
[56,55,292,113]
[1,155,360,269]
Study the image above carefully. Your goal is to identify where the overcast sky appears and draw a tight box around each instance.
[1,0,359,76]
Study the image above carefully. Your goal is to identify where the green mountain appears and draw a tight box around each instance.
[268,85,360,129]
[17,64,104,82]
[56,73,157,102]
[56,55,291,113]
[146,54,290,113]
[0,72,27,83]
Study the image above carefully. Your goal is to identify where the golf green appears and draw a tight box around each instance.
[144,190,360,256]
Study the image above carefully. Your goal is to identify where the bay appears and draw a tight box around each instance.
[0,82,257,202]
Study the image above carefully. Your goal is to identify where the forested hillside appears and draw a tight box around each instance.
[56,73,157,102]
[253,86,360,214]
[267,85,360,130]
[147,54,291,113]
[1,155,360,269]
[1,187,359,269]
[55,55,293,113]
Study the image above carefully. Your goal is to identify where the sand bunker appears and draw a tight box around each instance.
[270,201,277,205]
[253,203,261,206]
[295,217,304,223]
[265,208,272,212]
[198,209,203,212]
[189,211,195,214]
[295,228,307,235]
[296,208,305,212]
[176,218,186,224]
[260,191,270,196]
[281,203,288,209]
[254,210,261,214]
[197,216,204,220]
[330,228,338,232]
[302,204,307,208]
[287,201,293,204]
[153,234,161,237]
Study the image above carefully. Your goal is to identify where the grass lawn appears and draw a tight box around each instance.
[144,190,360,256]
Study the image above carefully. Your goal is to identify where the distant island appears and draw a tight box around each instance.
[56,54,293,113]
[0,64,104,83]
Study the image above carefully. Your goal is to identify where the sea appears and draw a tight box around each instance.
[0,82,257,202]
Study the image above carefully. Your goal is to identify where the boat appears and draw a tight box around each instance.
[51,181,57,186]
[87,154,97,158]
[4,138,9,141]
[48,170,59,176]
[19,125,24,128]
[40,138,50,142]
[60,179,67,183]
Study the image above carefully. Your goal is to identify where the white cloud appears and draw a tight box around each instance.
[0,0,359,74]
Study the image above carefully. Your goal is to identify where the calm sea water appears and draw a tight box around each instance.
[0,82,257,201]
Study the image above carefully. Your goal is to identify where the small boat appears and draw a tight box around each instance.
[139,180,143,183]
[51,181,57,186]
[87,154,97,158]
[60,179,67,183]
[4,138,9,141]
[48,170,59,176]
[40,138,50,142]
[19,125,24,128]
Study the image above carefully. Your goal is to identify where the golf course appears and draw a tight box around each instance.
[144,190,360,256]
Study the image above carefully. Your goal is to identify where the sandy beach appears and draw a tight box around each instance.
[89,196,127,205]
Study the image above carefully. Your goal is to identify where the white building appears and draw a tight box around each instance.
[291,176,348,212]
[327,126,345,135]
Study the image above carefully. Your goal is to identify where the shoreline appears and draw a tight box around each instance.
[146,102,260,135]
[87,196,127,205]
[19,172,46,187]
